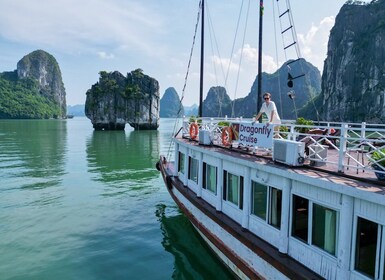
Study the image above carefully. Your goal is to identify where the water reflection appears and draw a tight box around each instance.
[0,120,67,189]
[156,204,234,280]
[86,130,160,190]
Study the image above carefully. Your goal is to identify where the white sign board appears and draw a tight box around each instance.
[238,122,274,148]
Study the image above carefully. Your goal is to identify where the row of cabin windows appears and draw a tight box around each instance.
[179,153,385,278]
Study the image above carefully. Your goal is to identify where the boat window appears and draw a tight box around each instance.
[188,157,199,184]
[223,171,243,209]
[312,204,337,255]
[251,183,282,229]
[268,188,282,229]
[203,162,217,194]
[355,217,378,278]
[178,152,185,174]
[292,195,309,242]
[227,173,239,206]
[251,181,267,220]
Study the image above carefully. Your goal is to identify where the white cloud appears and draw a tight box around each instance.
[97,52,115,60]
[0,0,163,54]
[297,16,335,71]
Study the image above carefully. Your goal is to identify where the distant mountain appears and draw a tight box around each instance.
[202,58,321,119]
[0,50,66,119]
[160,87,183,117]
[67,105,85,116]
[184,104,198,117]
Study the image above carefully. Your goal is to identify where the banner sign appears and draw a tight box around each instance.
[238,122,274,148]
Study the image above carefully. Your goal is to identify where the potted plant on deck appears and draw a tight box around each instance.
[369,148,385,180]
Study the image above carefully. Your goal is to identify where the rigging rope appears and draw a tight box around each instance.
[231,0,251,118]
[275,0,320,121]
[206,2,224,117]
[272,0,283,117]
[166,0,202,161]
[285,0,320,121]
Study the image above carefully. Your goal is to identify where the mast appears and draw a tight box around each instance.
[198,0,204,118]
[257,0,263,111]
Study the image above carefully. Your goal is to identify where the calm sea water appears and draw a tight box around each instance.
[0,118,234,280]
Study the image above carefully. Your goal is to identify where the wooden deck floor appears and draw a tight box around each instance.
[176,137,385,193]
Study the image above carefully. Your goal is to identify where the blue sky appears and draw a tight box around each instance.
[0,0,363,106]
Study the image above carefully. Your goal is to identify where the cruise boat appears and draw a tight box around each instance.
[157,1,385,279]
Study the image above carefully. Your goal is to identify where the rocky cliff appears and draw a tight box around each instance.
[0,50,66,119]
[320,0,385,122]
[85,69,160,130]
[159,87,184,117]
[202,59,321,119]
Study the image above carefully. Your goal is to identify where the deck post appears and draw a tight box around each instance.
[336,194,354,279]
[197,152,203,197]
[289,125,296,141]
[241,167,251,229]
[338,124,348,172]
[174,143,179,176]
[216,159,223,212]
[361,122,366,140]
[279,178,291,254]
[183,152,189,186]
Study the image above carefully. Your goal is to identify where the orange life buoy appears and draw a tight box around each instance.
[189,123,199,139]
[221,126,233,146]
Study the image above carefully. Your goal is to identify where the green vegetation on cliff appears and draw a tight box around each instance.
[0,50,66,119]
[0,73,61,119]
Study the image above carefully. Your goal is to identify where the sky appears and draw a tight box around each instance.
[0,0,366,106]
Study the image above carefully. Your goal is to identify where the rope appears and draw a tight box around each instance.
[285,0,320,121]
[206,2,224,117]
[272,0,283,118]
[275,0,320,121]
[231,0,251,118]
[166,0,202,161]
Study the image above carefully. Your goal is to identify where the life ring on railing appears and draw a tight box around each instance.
[221,126,233,146]
[189,123,199,140]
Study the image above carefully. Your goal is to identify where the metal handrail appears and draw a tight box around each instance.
[180,118,385,179]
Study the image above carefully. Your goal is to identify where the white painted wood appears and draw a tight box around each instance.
[222,201,243,223]
[292,181,340,208]
[216,159,223,212]
[171,138,385,279]
[182,147,189,186]
[355,199,385,225]
[242,167,251,229]
[337,195,353,280]
[201,188,216,207]
[288,238,338,279]
[248,216,280,249]
[171,186,290,280]
[197,152,203,198]
[174,143,179,176]
[279,178,291,254]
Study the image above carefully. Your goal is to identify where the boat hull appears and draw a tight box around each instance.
[158,155,321,280]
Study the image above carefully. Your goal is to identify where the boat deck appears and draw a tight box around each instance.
[176,137,385,193]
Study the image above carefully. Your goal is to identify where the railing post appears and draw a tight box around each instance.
[338,124,348,173]
[289,125,296,141]
[361,122,366,139]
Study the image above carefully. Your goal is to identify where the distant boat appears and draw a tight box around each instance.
[66,114,74,119]
[157,1,385,279]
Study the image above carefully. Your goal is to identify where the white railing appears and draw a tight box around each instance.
[180,117,385,180]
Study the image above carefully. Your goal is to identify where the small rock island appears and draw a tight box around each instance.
[85,69,160,130]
